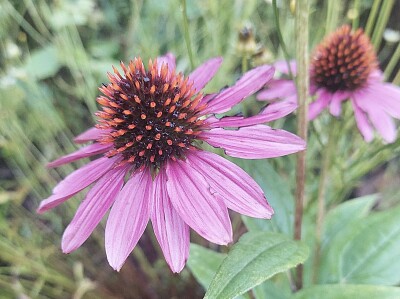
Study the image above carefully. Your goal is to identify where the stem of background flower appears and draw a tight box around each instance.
[325,0,342,34]
[312,118,338,283]
[272,0,293,78]
[294,0,309,291]
[371,0,395,50]
[181,0,195,70]
[351,0,361,29]
[365,0,382,36]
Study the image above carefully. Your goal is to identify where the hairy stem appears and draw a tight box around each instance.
[294,0,309,291]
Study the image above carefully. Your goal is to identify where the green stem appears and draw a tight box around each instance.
[325,0,342,34]
[312,119,338,283]
[181,0,195,70]
[384,42,400,79]
[351,0,361,29]
[294,0,309,291]
[371,0,395,50]
[272,0,293,78]
[365,0,382,36]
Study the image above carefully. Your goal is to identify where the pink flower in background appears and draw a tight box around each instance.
[258,25,400,143]
[38,54,305,273]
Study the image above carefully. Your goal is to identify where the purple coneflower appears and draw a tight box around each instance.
[258,25,400,143]
[38,54,305,273]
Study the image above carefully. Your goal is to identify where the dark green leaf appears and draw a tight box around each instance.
[205,232,309,299]
[292,285,400,299]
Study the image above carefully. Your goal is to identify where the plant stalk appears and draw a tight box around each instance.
[181,0,195,70]
[294,0,309,291]
[312,119,338,283]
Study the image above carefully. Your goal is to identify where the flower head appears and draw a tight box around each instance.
[38,53,305,273]
[258,25,400,143]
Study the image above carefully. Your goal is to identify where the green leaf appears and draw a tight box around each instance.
[24,45,61,80]
[253,279,290,299]
[319,205,400,285]
[322,194,377,250]
[292,285,400,299]
[205,232,309,299]
[187,244,226,290]
[237,159,294,235]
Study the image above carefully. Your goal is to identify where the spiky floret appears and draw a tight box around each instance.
[311,25,378,92]
[95,58,204,170]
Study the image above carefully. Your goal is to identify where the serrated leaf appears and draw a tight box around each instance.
[292,285,400,299]
[205,232,309,299]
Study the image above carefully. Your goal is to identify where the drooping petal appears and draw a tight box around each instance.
[351,98,374,142]
[151,169,190,273]
[62,166,128,253]
[364,83,400,119]
[166,159,232,245]
[308,89,332,120]
[256,79,297,101]
[203,65,275,114]
[329,91,350,117]
[187,151,273,218]
[367,105,397,143]
[37,157,117,213]
[74,127,110,143]
[201,125,306,159]
[157,53,176,74]
[355,91,397,143]
[188,57,223,92]
[105,170,152,271]
[207,100,297,128]
[47,143,112,168]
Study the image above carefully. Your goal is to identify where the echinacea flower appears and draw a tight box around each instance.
[38,53,305,273]
[258,25,400,143]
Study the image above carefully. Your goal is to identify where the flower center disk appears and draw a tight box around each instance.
[311,25,378,92]
[96,58,204,170]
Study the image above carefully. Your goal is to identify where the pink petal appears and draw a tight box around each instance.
[187,151,274,218]
[308,89,332,120]
[351,98,374,142]
[207,100,298,128]
[47,143,112,168]
[355,92,397,143]
[62,166,128,253]
[105,170,152,271]
[151,169,190,273]
[200,125,306,159]
[274,60,297,75]
[74,127,110,144]
[188,57,223,92]
[364,83,400,119]
[203,65,275,114]
[157,53,176,74]
[166,159,232,245]
[37,157,117,213]
[329,91,350,117]
[256,79,297,101]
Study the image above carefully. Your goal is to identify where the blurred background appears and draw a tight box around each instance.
[1,0,400,298]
